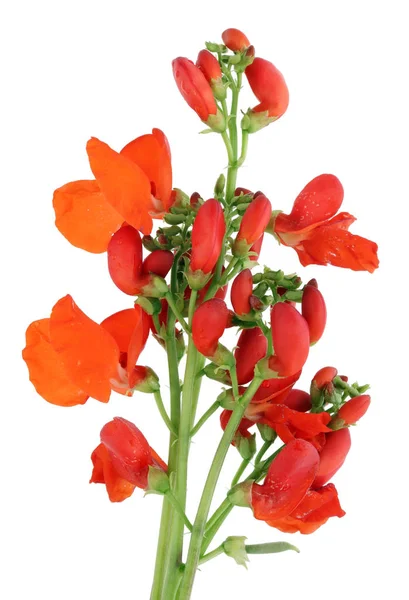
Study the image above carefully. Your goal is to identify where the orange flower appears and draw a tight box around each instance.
[274,174,379,272]
[53,129,173,253]
[22,296,150,406]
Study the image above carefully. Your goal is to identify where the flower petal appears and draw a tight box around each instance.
[121,129,173,212]
[87,137,153,234]
[22,318,88,407]
[90,443,136,502]
[53,180,124,253]
[50,295,120,402]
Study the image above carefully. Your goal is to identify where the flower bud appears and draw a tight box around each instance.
[235,327,268,384]
[108,225,145,295]
[268,303,310,376]
[233,194,272,256]
[301,282,327,344]
[196,49,226,101]
[172,57,225,131]
[244,58,289,131]
[314,428,351,488]
[189,199,226,287]
[231,269,253,315]
[128,366,160,393]
[310,366,338,409]
[142,249,174,278]
[192,298,229,358]
[333,395,371,428]
[222,28,250,51]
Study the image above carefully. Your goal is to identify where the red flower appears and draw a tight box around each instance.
[266,483,345,534]
[191,298,229,359]
[190,199,226,279]
[301,281,327,344]
[274,174,379,272]
[268,303,310,376]
[252,372,302,405]
[142,249,174,278]
[233,194,272,256]
[90,417,166,502]
[235,327,268,384]
[22,296,150,405]
[245,58,289,130]
[314,428,351,488]
[222,28,250,51]
[53,129,173,252]
[251,439,320,521]
[231,269,253,315]
[172,58,225,131]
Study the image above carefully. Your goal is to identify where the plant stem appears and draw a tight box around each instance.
[191,400,220,437]
[177,377,262,598]
[165,491,193,532]
[254,440,272,465]
[199,544,224,565]
[231,458,250,487]
[150,313,181,599]
[154,390,178,436]
[165,292,190,333]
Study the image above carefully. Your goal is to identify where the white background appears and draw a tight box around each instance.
[1,1,408,598]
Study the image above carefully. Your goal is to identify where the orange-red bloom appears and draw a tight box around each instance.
[233,194,272,256]
[301,282,327,344]
[245,58,289,130]
[23,296,150,405]
[192,298,229,359]
[337,394,371,425]
[314,428,351,487]
[90,417,166,502]
[266,483,345,534]
[268,303,310,376]
[231,269,253,315]
[274,174,379,272]
[53,129,173,253]
[235,327,268,384]
[189,198,226,282]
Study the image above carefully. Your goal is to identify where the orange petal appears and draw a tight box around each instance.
[90,444,135,502]
[53,180,123,253]
[50,295,120,402]
[127,307,150,374]
[100,308,143,354]
[121,129,173,212]
[87,137,153,234]
[22,318,88,407]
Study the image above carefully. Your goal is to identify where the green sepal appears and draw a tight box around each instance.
[135,296,162,316]
[205,41,227,53]
[223,536,249,568]
[257,423,277,443]
[227,481,253,508]
[236,433,256,460]
[146,466,170,495]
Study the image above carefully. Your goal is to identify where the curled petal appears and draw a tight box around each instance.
[251,439,319,521]
[22,319,88,407]
[236,194,272,247]
[50,295,119,403]
[314,428,351,487]
[142,250,174,278]
[252,371,301,404]
[192,298,228,357]
[190,199,226,273]
[257,404,331,444]
[231,269,253,315]
[107,225,147,295]
[245,58,289,119]
[120,129,172,212]
[53,180,123,253]
[235,327,268,385]
[302,284,327,344]
[90,443,136,502]
[172,57,218,121]
[87,137,153,234]
[100,307,146,354]
[269,303,310,376]
[267,483,345,534]
[275,174,344,235]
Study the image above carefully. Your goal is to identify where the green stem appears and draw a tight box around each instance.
[165,293,190,333]
[229,364,240,400]
[154,390,178,436]
[221,131,234,164]
[254,440,271,465]
[231,458,250,487]
[177,377,262,598]
[199,544,224,565]
[165,491,193,532]
[236,130,249,167]
[191,400,220,437]
[150,313,181,599]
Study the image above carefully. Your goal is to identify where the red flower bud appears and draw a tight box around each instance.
[234,194,272,256]
[251,439,319,521]
[231,269,253,315]
[301,283,327,344]
[337,395,371,425]
[245,57,289,121]
[249,234,263,261]
[172,57,225,131]
[190,198,226,276]
[312,366,338,390]
[222,28,250,51]
[269,303,310,376]
[192,298,229,358]
[314,428,351,488]
[196,50,225,100]
[235,327,268,384]
[108,225,146,295]
[142,249,174,278]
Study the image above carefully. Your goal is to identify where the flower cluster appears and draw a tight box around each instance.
[22,26,378,599]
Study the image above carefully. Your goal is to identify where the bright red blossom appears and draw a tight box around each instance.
[191,299,229,358]
[302,282,327,344]
[190,199,226,274]
[245,58,289,121]
[314,428,351,488]
[274,174,379,272]
[222,28,250,51]
[268,303,310,376]
[231,269,253,315]
[235,327,268,384]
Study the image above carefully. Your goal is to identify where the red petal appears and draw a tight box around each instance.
[87,137,153,234]
[50,295,119,402]
[269,303,310,376]
[314,428,351,487]
[100,308,144,354]
[235,327,268,384]
[22,318,88,407]
[302,284,327,344]
[90,443,136,502]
